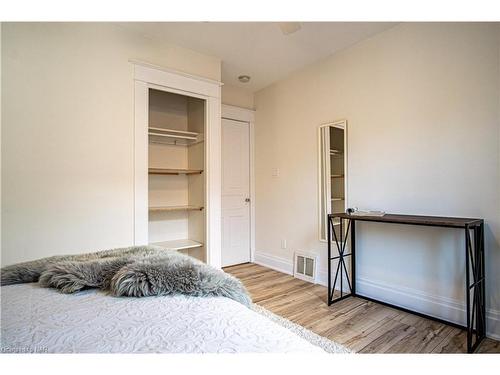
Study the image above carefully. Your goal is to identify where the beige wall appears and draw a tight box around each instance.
[1,23,221,265]
[221,84,254,109]
[254,23,500,337]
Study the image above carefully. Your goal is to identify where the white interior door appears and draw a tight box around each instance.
[222,118,250,267]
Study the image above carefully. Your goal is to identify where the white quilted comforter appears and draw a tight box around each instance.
[1,284,323,353]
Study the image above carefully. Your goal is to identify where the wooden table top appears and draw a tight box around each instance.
[329,212,483,228]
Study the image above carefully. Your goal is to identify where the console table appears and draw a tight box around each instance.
[327,212,485,353]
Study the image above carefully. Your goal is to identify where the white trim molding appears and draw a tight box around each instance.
[132,61,222,99]
[221,104,256,263]
[222,104,255,123]
[133,61,222,268]
[130,59,223,90]
[254,251,293,275]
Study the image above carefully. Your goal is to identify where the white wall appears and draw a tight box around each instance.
[1,23,221,266]
[254,23,500,338]
[222,84,254,109]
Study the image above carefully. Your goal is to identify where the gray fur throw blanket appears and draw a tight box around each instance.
[0,246,251,307]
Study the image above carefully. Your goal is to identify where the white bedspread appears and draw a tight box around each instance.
[1,284,323,353]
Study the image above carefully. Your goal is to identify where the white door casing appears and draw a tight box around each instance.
[221,118,250,267]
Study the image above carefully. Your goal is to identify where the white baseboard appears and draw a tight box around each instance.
[316,269,351,293]
[255,251,500,340]
[254,251,293,275]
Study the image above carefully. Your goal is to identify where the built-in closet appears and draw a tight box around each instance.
[133,61,222,267]
[148,89,206,261]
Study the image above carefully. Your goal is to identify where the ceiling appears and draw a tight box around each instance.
[120,22,396,92]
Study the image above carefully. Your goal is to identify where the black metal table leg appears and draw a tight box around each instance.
[327,215,332,306]
[328,215,353,304]
[474,225,483,342]
[464,223,486,353]
[465,225,472,353]
[480,223,486,340]
[472,223,486,350]
[340,218,343,299]
[351,219,356,296]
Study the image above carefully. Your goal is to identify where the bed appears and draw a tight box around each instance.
[1,283,325,353]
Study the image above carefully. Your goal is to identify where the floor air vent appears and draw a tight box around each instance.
[294,252,317,283]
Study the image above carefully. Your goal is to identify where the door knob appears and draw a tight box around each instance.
[245,198,251,203]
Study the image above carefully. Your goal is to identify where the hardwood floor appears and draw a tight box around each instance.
[224,263,500,354]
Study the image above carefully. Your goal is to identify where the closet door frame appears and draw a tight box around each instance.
[132,60,223,268]
[221,104,256,263]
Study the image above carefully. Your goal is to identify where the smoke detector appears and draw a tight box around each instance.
[278,22,302,35]
[238,75,251,83]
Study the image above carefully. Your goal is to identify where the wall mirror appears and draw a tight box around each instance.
[318,120,347,242]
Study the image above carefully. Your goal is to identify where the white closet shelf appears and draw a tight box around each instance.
[331,198,345,201]
[149,205,204,212]
[149,168,203,175]
[148,127,203,146]
[149,126,199,137]
[150,239,203,251]
[330,150,344,158]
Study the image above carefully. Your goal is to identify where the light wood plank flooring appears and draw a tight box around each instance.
[224,263,500,353]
